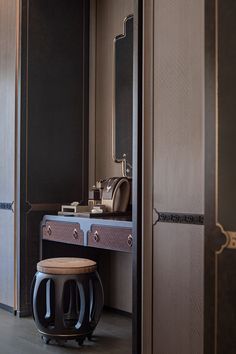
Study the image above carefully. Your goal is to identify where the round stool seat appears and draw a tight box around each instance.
[37,257,97,275]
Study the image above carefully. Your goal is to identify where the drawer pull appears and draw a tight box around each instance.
[47,225,52,236]
[93,231,100,242]
[127,234,133,247]
[73,228,79,240]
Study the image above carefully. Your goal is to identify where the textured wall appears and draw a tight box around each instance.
[153,0,204,352]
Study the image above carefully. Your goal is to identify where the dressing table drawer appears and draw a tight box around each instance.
[88,225,133,253]
[42,221,84,245]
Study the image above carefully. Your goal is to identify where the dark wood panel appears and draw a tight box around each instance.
[204,0,217,351]
[132,1,143,353]
[204,1,236,353]
[218,0,236,230]
[216,3,236,353]
[19,0,90,315]
[218,249,236,354]
[27,0,89,204]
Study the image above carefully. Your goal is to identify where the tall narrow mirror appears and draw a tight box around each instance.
[113,15,133,177]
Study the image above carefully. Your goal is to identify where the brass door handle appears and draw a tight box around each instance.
[47,225,52,236]
[73,228,78,240]
[93,231,100,242]
[127,234,133,247]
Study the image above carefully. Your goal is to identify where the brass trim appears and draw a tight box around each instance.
[215,223,229,255]
[226,232,236,249]
[112,14,134,177]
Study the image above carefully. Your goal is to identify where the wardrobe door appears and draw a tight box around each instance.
[0,0,17,310]
[205,1,236,352]
[152,0,204,353]
[19,0,89,315]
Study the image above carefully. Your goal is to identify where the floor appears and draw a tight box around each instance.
[0,309,132,354]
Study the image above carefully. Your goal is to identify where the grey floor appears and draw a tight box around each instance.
[0,309,132,354]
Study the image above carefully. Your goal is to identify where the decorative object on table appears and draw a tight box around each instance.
[91,205,106,214]
[88,185,102,205]
[102,177,131,212]
[60,201,89,215]
[31,257,104,346]
[58,177,131,217]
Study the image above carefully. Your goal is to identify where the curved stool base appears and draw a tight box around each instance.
[31,263,104,345]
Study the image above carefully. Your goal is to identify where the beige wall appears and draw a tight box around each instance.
[89,0,134,313]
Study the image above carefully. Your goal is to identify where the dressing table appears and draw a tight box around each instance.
[41,215,133,256]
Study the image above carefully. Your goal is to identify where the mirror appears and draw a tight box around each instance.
[113,15,133,178]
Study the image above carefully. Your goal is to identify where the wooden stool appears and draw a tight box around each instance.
[31,257,104,346]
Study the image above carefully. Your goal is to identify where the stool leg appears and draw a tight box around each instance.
[32,276,41,327]
[54,277,66,330]
[33,274,49,330]
[41,335,51,345]
[65,281,77,323]
[89,272,104,332]
[30,275,36,320]
[75,279,90,331]
[45,279,53,320]
[76,336,86,346]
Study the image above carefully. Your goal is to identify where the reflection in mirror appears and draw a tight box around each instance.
[113,15,133,177]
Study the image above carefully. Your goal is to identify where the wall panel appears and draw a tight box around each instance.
[0,0,17,309]
[153,0,204,214]
[153,224,204,353]
[152,0,205,352]
[0,0,16,203]
[0,212,15,307]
